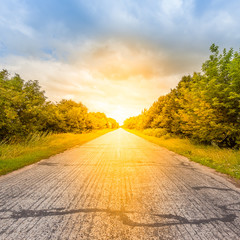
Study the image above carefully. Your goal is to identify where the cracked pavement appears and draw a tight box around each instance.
[0,129,240,239]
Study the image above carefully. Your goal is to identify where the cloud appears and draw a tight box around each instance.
[1,0,240,60]
[0,0,30,35]
[70,40,159,80]
[0,45,182,125]
[68,38,205,81]
[1,0,240,124]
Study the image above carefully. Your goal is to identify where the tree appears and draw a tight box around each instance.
[124,44,240,148]
[0,70,118,139]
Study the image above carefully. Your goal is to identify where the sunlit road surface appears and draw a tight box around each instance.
[0,129,240,240]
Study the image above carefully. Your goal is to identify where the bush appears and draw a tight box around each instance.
[142,128,168,138]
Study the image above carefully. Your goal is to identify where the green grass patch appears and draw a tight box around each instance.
[0,129,113,176]
[126,129,240,179]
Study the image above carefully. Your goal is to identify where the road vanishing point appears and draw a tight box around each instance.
[0,129,240,240]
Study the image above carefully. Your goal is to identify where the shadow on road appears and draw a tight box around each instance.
[0,207,236,228]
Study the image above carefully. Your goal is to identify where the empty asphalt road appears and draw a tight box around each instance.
[0,129,240,239]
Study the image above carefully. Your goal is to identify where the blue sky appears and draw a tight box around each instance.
[1,0,240,124]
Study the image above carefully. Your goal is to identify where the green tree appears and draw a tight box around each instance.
[124,44,240,148]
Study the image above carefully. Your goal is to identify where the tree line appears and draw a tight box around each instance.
[0,69,119,139]
[124,44,240,148]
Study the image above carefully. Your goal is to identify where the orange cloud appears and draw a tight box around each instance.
[0,39,202,124]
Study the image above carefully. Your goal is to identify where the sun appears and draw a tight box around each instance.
[109,105,127,126]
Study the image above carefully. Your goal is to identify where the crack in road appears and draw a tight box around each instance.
[0,129,240,239]
[0,207,236,228]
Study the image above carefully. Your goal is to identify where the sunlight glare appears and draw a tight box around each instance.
[109,105,127,126]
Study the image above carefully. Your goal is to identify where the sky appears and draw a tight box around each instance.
[1,0,240,125]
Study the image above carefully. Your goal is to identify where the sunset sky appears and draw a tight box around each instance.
[1,0,240,124]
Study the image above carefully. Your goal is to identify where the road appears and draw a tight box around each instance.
[0,129,239,240]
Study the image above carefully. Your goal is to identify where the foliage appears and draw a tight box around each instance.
[142,128,168,138]
[124,44,240,148]
[86,112,117,130]
[0,70,119,140]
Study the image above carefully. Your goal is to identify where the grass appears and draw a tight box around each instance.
[0,129,113,176]
[126,128,240,179]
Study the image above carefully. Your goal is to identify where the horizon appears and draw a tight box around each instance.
[1,0,240,125]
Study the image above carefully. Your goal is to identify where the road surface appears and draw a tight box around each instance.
[0,129,240,239]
